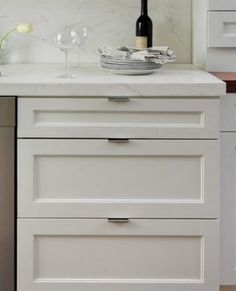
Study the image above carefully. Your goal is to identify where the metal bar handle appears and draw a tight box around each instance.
[108,218,130,223]
[108,138,130,143]
[108,97,130,102]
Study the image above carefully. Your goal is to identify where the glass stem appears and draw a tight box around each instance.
[64,50,69,78]
[77,50,80,68]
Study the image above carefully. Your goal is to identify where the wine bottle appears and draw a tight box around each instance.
[136,0,153,49]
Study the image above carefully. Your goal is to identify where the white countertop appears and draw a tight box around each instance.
[0,63,225,97]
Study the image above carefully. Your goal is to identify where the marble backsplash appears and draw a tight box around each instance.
[0,0,192,64]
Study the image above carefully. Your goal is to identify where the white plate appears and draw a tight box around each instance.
[101,67,159,75]
[101,62,161,69]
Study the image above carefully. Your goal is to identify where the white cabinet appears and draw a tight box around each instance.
[220,133,236,284]
[18,219,218,291]
[18,98,219,139]
[220,94,236,131]
[193,0,236,71]
[220,94,236,285]
[18,139,219,218]
[17,97,220,291]
[208,0,236,11]
[209,12,236,48]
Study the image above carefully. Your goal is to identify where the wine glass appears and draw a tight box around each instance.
[54,26,88,78]
[74,27,88,68]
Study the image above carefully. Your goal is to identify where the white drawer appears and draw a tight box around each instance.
[209,12,236,47]
[220,94,236,131]
[18,219,218,291]
[18,139,219,219]
[208,0,236,11]
[17,98,219,139]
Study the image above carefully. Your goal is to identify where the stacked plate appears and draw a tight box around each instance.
[100,56,162,75]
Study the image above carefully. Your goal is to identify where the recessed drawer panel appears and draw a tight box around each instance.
[17,219,218,291]
[17,98,219,139]
[208,0,236,11]
[220,94,236,131]
[209,12,236,47]
[18,139,219,218]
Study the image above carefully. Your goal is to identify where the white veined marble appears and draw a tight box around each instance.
[0,64,225,97]
[0,0,192,64]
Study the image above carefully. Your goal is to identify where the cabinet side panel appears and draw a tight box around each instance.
[192,0,207,69]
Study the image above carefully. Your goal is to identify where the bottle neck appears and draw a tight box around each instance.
[141,0,148,16]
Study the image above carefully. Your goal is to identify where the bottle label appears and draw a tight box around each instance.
[135,36,148,49]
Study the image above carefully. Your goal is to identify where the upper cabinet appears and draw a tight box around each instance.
[208,0,236,11]
[208,12,236,47]
[193,0,236,71]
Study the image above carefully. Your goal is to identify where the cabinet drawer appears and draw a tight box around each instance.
[220,94,236,131]
[209,12,236,47]
[18,139,219,219]
[17,98,219,139]
[18,219,218,291]
[208,0,236,11]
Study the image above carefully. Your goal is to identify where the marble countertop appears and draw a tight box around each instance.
[0,63,226,97]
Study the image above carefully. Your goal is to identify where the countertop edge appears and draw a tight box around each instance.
[0,83,226,97]
[0,64,226,97]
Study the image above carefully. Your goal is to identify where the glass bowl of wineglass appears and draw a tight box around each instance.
[54,26,88,78]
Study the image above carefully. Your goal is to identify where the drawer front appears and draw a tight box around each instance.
[209,12,236,47]
[18,219,218,291]
[17,98,219,139]
[220,94,236,131]
[18,139,219,218]
[208,0,236,11]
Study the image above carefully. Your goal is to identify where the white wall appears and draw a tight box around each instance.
[0,0,192,63]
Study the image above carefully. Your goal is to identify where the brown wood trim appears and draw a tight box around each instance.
[226,82,236,93]
[221,287,236,291]
[211,72,236,93]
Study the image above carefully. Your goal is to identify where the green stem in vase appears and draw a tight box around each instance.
[0,23,33,50]
[0,29,16,49]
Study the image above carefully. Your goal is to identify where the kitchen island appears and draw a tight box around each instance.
[0,64,225,291]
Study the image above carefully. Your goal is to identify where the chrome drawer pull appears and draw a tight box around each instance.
[108,139,130,143]
[108,97,130,102]
[108,218,130,223]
